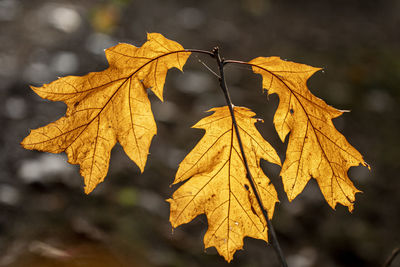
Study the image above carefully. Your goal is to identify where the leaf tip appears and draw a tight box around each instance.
[286,193,295,203]
[225,257,234,263]
[147,32,161,41]
[20,131,35,150]
[364,161,371,171]
[29,85,40,91]
[138,165,145,174]
[84,186,93,195]
[348,204,355,213]
[20,135,28,147]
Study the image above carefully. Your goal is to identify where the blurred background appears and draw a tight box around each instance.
[1,0,399,266]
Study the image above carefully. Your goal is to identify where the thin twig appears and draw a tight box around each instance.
[384,247,400,267]
[213,47,288,267]
[194,55,220,78]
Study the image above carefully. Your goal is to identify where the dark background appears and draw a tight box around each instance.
[1,0,399,266]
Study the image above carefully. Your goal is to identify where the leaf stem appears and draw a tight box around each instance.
[185,49,215,57]
[213,47,288,267]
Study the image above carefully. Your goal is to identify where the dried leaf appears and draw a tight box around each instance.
[21,33,190,193]
[168,106,281,262]
[249,56,369,211]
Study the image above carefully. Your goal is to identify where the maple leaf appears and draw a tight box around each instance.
[249,57,369,211]
[21,33,190,193]
[167,106,281,262]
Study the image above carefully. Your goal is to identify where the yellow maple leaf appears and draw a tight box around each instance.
[168,106,281,262]
[21,33,190,193]
[249,56,369,211]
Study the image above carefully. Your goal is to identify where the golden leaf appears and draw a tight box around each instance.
[21,33,190,193]
[168,106,281,262]
[249,56,369,211]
